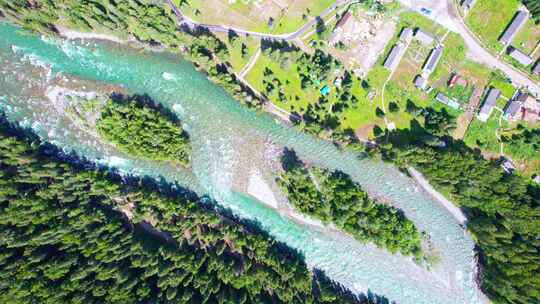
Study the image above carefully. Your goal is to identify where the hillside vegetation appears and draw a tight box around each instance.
[0,124,365,304]
[381,138,540,304]
[277,149,424,259]
[97,98,191,165]
[522,0,540,20]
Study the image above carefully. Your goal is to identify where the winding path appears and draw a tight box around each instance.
[239,47,261,78]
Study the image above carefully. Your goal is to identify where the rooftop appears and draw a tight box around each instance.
[435,92,460,109]
[517,92,537,105]
[508,47,533,66]
[320,85,331,96]
[399,27,413,42]
[533,60,540,75]
[503,99,523,120]
[478,88,500,122]
[501,159,516,173]
[423,46,443,74]
[448,74,468,87]
[414,28,435,45]
[383,44,403,71]
[499,11,529,45]
[462,0,477,10]
[414,75,427,89]
[336,11,352,29]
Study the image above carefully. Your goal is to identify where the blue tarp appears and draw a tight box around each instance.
[320,85,331,96]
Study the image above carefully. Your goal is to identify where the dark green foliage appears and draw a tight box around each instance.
[97,98,191,165]
[261,39,301,70]
[388,102,399,113]
[297,50,340,88]
[521,0,540,20]
[334,41,347,50]
[383,140,540,304]
[405,99,422,117]
[375,107,385,118]
[315,17,330,40]
[501,125,540,160]
[421,107,456,137]
[0,125,365,304]
[276,149,423,258]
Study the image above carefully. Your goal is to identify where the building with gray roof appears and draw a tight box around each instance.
[435,93,461,110]
[414,28,435,45]
[478,88,501,122]
[335,12,352,29]
[508,47,533,66]
[423,46,443,75]
[413,75,427,89]
[383,44,404,71]
[399,27,413,42]
[503,99,523,121]
[533,60,540,75]
[499,11,529,45]
[461,0,477,12]
[501,157,517,173]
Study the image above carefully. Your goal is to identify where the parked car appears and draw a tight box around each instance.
[420,8,432,16]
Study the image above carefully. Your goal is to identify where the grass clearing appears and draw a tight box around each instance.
[465,0,520,53]
[214,32,260,73]
[488,75,517,99]
[464,109,506,153]
[513,18,540,55]
[399,11,446,38]
[176,0,336,34]
[245,53,319,112]
[458,61,494,88]
[466,119,540,176]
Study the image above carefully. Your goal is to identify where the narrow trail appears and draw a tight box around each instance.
[239,47,261,78]
[408,168,467,226]
[493,107,505,155]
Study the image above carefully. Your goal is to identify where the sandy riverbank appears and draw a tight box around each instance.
[55,25,127,44]
[408,167,467,226]
[247,171,279,209]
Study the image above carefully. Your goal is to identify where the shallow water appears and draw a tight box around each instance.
[0,23,481,303]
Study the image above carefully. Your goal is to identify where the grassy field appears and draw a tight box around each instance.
[214,32,260,73]
[465,0,521,53]
[464,109,507,153]
[245,50,378,137]
[488,74,517,99]
[465,0,540,80]
[513,18,540,55]
[500,122,540,176]
[175,0,336,34]
[245,53,319,111]
[465,114,540,176]
[399,11,448,38]
[457,60,494,88]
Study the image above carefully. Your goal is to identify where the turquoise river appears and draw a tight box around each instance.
[0,22,483,303]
